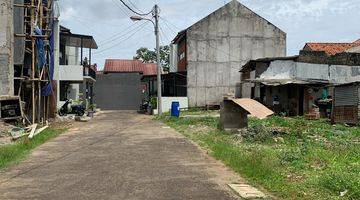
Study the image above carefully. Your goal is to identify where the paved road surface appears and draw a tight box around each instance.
[0,111,243,200]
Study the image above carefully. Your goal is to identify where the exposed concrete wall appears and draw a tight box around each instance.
[59,65,84,81]
[255,59,360,84]
[0,0,14,96]
[186,0,286,106]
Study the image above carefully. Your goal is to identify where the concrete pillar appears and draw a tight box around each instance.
[53,19,60,108]
[0,0,14,96]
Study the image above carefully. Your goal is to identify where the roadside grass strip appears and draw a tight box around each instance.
[0,128,66,169]
[157,113,360,200]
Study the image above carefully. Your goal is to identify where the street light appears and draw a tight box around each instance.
[130,5,162,115]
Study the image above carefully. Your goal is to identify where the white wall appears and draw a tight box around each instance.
[159,97,189,113]
[59,65,83,81]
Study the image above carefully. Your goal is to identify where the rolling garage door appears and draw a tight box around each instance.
[94,73,142,110]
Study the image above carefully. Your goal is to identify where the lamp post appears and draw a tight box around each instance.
[130,5,162,115]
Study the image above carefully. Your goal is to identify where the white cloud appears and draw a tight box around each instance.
[59,6,75,21]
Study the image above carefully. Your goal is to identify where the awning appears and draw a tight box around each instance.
[245,79,329,86]
[231,98,274,119]
[60,32,98,49]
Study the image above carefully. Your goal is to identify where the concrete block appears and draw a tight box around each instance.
[228,183,266,199]
[187,87,197,107]
[229,37,242,62]
[241,38,253,60]
[196,87,206,106]
[207,40,217,62]
[205,63,217,87]
[264,39,276,57]
[237,17,254,36]
[187,39,198,62]
[197,40,208,62]
[220,100,248,130]
[251,39,265,59]
[215,38,230,63]
[196,62,207,87]
[252,18,265,38]
[187,62,197,87]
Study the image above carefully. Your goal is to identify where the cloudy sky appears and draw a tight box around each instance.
[58,0,360,69]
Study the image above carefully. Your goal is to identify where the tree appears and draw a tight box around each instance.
[134,45,170,71]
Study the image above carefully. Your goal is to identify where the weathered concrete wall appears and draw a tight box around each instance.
[0,0,14,96]
[186,0,286,106]
[256,59,360,84]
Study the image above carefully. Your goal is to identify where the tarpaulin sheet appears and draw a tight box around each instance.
[35,27,46,70]
[41,25,54,97]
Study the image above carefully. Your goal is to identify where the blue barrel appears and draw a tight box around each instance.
[171,101,180,117]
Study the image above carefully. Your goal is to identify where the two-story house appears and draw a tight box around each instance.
[54,26,98,109]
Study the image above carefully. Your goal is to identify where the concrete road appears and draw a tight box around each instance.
[0,111,244,200]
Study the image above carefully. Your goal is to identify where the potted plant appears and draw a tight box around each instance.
[88,104,96,117]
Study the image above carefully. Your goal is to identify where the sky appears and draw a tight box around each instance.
[58,0,360,69]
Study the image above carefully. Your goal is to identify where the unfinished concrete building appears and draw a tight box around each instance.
[1,0,57,124]
[0,0,14,97]
[170,0,286,107]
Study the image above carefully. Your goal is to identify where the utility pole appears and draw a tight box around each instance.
[129,3,162,115]
[154,5,162,115]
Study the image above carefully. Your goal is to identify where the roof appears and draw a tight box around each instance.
[230,98,274,119]
[246,78,329,86]
[240,56,299,72]
[172,30,186,44]
[103,59,157,76]
[172,0,285,44]
[60,32,98,49]
[303,39,360,56]
[60,25,98,49]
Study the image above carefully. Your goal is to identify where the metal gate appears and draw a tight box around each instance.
[94,73,142,110]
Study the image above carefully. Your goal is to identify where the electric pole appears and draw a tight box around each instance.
[128,3,162,115]
[154,5,162,115]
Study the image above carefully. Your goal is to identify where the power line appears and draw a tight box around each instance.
[118,0,153,16]
[93,21,150,55]
[160,18,178,35]
[127,0,143,13]
[98,22,144,46]
[159,17,181,32]
[112,0,132,17]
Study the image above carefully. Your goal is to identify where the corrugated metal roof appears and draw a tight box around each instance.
[304,39,360,56]
[103,59,157,76]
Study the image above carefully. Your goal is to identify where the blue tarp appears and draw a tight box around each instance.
[41,25,55,97]
[34,27,46,70]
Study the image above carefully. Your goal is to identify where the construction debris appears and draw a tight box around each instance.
[9,127,26,139]
[28,123,38,139]
[220,97,274,131]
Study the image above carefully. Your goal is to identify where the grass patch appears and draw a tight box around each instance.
[0,128,66,169]
[157,113,360,200]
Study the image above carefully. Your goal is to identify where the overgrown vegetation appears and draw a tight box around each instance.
[0,128,66,169]
[157,113,360,200]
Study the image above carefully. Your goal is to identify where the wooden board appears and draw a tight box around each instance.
[231,98,274,119]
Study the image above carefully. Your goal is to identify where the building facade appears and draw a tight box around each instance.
[171,0,286,107]
[54,26,98,109]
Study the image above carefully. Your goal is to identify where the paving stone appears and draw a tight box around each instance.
[228,183,266,199]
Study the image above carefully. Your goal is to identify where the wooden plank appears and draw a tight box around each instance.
[33,125,49,137]
[231,98,274,119]
[28,123,38,139]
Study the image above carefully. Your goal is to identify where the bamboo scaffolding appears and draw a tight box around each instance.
[14,0,54,125]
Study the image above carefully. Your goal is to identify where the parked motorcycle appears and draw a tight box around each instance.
[58,99,85,116]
